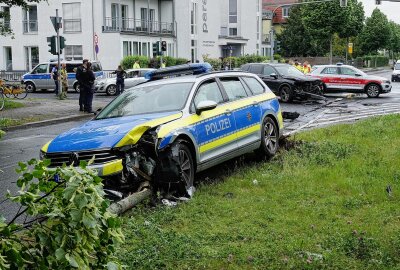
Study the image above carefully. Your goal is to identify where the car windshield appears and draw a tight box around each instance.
[395,63,400,70]
[275,65,305,77]
[96,82,193,119]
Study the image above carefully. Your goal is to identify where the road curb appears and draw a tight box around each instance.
[4,114,94,132]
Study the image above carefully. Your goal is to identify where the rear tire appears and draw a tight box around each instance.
[365,83,380,98]
[25,82,36,93]
[279,85,293,103]
[256,117,279,158]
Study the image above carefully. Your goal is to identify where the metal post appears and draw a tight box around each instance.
[160,37,163,67]
[270,28,274,62]
[56,9,61,97]
[329,35,333,64]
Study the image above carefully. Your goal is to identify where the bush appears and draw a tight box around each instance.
[0,130,4,139]
[0,159,124,269]
[175,57,189,65]
[363,55,389,67]
[121,55,150,69]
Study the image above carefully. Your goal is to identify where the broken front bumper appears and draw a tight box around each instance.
[90,159,123,177]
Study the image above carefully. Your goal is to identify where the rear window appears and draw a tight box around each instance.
[242,77,265,95]
[321,67,339,75]
[91,62,102,72]
[66,64,81,73]
[249,65,263,74]
[220,77,248,101]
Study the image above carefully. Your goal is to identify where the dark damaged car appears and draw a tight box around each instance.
[40,64,283,199]
[241,63,324,102]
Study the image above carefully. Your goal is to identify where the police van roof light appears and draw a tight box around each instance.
[144,63,212,80]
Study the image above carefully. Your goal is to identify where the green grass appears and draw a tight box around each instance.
[117,115,400,269]
[3,99,24,109]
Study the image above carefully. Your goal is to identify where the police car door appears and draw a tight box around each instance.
[218,76,261,150]
[193,79,238,163]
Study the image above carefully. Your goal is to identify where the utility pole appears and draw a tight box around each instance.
[55,9,61,97]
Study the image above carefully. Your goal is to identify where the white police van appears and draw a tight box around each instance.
[21,61,104,93]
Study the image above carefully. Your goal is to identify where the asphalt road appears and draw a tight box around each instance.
[1,70,399,221]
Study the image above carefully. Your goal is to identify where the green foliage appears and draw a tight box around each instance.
[120,55,149,69]
[118,114,400,269]
[203,54,269,70]
[0,129,4,139]
[120,55,189,69]
[0,159,123,269]
[359,8,391,54]
[280,0,364,57]
[387,21,400,54]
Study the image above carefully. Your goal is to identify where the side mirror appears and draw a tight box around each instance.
[195,100,217,115]
[355,73,362,77]
[270,73,278,79]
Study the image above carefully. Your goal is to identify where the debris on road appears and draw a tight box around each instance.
[282,111,300,120]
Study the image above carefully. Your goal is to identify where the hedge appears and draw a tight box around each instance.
[363,55,389,68]
[121,55,189,69]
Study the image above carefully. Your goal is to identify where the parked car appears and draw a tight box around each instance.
[241,63,324,102]
[95,68,155,96]
[310,64,392,98]
[392,61,400,82]
[21,61,104,93]
[40,64,283,198]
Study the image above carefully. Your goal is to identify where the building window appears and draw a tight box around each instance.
[121,5,128,30]
[63,3,81,32]
[229,0,237,23]
[167,43,174,57]
[123,41,132,57]
[65,45,83,61]
[282,6,291,18]
[23,6,38,33]
[190,1,197,35]
[132,42,139,55]
[4,46,12,71]
[229,28,237,36]
[1,6,10,29]
[24,46,39,71]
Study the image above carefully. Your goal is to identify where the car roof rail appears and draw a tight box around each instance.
[144,63,212,81]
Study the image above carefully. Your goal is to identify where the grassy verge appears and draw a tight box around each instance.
[3,99,25,109]
[118,115,400,269]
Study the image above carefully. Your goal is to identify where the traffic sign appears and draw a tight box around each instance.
[50,16,62,31]
[348,43,353,54]
[95,45,99,54]
[94,34,99,45]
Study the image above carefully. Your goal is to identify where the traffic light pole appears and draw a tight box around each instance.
[56,9,61,97]
[160,37,163,68]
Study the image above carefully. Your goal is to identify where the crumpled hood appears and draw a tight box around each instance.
[283,75,321,83]
[46,111,183,152]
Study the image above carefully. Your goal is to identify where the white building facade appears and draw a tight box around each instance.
[0,0,262,71]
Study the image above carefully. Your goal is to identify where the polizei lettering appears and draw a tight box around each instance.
[205,118,231,136]
[202,0,208,33]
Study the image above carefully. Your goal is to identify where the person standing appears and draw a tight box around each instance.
[84,62,96,113]
[112,65,127,95]
[161,60,166,68]
[76,60,88,111]
[59,63,68,100]
[132,60,141,69]
[51,64,59,96]
[302,61,311,74]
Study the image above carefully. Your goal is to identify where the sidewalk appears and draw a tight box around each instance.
[0,97,112,131]
[360,67,391,73]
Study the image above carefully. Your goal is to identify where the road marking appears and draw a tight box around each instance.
[0,135,46,143]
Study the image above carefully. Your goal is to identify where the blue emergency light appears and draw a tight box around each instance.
[144,63,212,80]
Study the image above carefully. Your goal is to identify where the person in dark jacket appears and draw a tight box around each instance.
[51,64,59,96]
[112,65,127,95]
[76,59,95,113]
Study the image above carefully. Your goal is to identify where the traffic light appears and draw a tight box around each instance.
[340,0,347,7]
[376,0,381,4]
[59,36,66,50]
[161,41,167,52]
[47,36,57,55]
[152,41,160,56]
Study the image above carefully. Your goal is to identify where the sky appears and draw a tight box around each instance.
[360,0,400,23]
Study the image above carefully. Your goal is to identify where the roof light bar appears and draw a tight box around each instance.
[144,63,212,80]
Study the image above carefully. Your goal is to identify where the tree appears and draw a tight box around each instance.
[358,8,390,54]
[387,21,400,57]
[0,0,41,35]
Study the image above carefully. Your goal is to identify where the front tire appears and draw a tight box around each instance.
[25,82,36,93]
[366,83,380,98]
[256,117,279,158]
[279,85,293,103]
[106,85,117,96]
[74,83,80,93]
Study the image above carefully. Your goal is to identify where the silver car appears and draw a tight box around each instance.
[95,68,155,95]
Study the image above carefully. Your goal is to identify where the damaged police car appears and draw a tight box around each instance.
[40,64,283,199]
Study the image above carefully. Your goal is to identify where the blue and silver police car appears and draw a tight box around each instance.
[41,64,283,197]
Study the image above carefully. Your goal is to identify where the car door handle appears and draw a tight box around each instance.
[225,109,232,116]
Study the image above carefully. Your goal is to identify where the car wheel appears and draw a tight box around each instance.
[256,117,279,158]
[25,82,36,93]
[74,83,80,93]
[366,83,380,98]
[106,85,117,96]
[279,85,293,103]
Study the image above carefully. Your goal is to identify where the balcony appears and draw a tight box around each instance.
[103,17,175,36]
[22,20,38,33]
